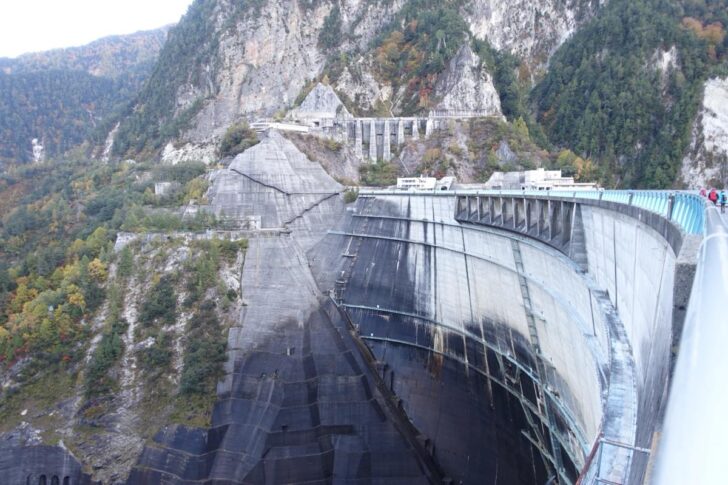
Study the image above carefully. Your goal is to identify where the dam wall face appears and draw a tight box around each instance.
[312,193,683,484]
[580,204,679,483]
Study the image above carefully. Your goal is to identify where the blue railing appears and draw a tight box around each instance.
[474,190,704,235]
[670,193,705,234]
[473,190,706,234]
[359,189,708,235]
[511,190,703,234]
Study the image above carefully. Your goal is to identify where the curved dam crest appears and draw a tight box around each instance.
[6,133,692,484]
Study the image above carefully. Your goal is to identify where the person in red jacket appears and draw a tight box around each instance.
[708,188,718,205]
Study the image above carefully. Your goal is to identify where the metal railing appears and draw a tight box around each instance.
[474,190,704,234]
[651,205,728,484]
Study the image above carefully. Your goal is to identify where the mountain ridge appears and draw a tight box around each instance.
[0,26,171,165]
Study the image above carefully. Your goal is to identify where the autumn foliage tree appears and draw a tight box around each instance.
[373,2,468,113]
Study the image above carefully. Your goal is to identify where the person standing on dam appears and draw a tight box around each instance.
[708,188,718,205]
[720,190,727,214]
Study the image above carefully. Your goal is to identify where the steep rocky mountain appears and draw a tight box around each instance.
[106,0,728,189]
[110,0,600,164]
[1,0,724,187]
[0,27,169,165]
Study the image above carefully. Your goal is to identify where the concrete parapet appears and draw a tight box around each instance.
[383,119,391,161]
[354,119,362,159]
[456,194,587,270]
[368,119,377,161]
[429,109,502,118]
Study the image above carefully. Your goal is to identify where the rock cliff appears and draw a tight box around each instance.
[432,43,503,117]
[681,77,728,188]
[290,82,351,121]
[111,0,599,162]
[464,0,599,72]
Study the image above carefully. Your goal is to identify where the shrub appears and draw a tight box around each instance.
[139,275,177,327]
[117,246,134,279]
[179,300,227,395]
[219,122,258,158]
[324,138,343,151]
[138,331,173,374]
[318,5,342,50]
[344,189,359,204]
[359,160,399,187]
[85,318,127,397]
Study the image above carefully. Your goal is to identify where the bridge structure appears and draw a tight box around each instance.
[320,187,724,484]
[259,111,502,162]
[333,113,502,162]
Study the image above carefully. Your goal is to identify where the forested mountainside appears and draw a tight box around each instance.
[0,157,234,481]
[0,27,169,164]
[0,27,169,78]
[533,0,728,187]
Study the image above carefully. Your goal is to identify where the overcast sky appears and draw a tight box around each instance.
[0,0,194,58]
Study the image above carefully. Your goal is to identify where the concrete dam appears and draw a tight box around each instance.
[14,132,716,484]
[310,190,698,485]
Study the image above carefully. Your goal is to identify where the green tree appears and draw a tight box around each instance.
[219,122,259,158]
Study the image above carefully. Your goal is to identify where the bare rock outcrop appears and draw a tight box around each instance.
[463,0,599,72]
[432,43,503,118]
[681,77,728,188]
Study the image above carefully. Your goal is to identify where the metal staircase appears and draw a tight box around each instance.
[511,239,565,480]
